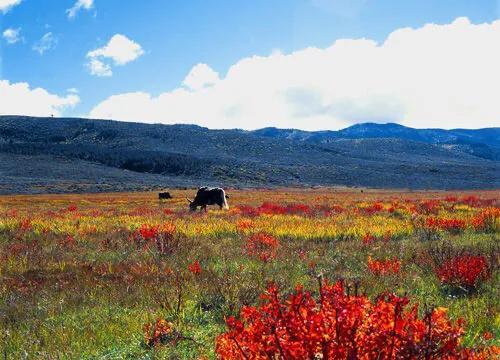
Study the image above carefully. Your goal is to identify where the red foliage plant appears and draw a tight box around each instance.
[367,256,401,275]
[417,200,441,215]
[437,255,490,290]
[237,219,254,232]
[188,260,202,275]
[19,218,32,232]
[238,202,312,217]
[362,233,376,245]
[245,233,280,262]
[425,217,466,233]
[216,280,494,359]
[133,223,178,255]
[471,208,499,232]
[361,202,384,215]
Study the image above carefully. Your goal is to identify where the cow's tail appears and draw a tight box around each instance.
[222,190,229,210]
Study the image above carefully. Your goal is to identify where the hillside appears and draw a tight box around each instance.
[0,116,498,193]
[251,123,500,160]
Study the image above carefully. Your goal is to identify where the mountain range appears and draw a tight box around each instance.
[0,115,498,194]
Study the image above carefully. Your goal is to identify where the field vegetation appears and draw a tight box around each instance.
[0,189,498,358]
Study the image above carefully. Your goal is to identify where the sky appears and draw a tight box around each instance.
[0,0,499,130]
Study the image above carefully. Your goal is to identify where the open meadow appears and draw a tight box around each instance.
[0,189,499,359]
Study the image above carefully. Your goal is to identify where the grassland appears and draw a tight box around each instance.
[0,189,498,359]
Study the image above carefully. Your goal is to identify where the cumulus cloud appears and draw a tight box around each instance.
[183,63,220,90]
[67,0,93,19]
[0,80,80,117]
[86,34,144,76]
[2,27,21,44]
[90,18,500,130]
[32,32,58,55]
[0,0,21,13]
[87,58,112,77]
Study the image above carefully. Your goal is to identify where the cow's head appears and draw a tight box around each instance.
[187,198,197,212]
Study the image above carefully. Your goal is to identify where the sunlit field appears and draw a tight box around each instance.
[1,189,498,359]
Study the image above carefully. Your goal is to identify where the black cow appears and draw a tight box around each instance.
[187,187,229,212]
[158,192,172,200]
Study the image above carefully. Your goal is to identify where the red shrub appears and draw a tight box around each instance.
[133,223,178,255]
[437,255,490,289]
[417,199,441,215]
[362,233,376,245]
[238,203,313,217]
[188,260,202,275]
[237,206,260,217]
[216,280,481,359]
[460,195,481,207]
[361,202,384,215]
[259,202,288,215]
[236,219,254,231]
[425,217,466,233]
[329,204,345,215]
[245,233,280,262]
[471,208,499,232]
[163,208,174,215]
[19,218,32,232]
[367,257,401,275]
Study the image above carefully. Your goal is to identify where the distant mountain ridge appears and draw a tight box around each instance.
[250,122,500,160]
[0,116,498,194]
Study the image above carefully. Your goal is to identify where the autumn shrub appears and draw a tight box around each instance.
[471,207,499,232]
[236,219,254,232]
[360,202,384,215]
[216,280,487,359]
[367,256,401,275]
[188,260,202,275]
[133,222,178,255]
[437,255,491,291]
[425,217,466,234]
[245,233,280,262]
[417,199,441,215]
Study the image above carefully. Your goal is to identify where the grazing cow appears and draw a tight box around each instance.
[187,187,229,212]
[158,192,172,200]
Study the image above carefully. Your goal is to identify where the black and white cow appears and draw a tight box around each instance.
[187,187,229,212]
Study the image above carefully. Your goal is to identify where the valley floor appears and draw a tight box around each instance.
[0,189,498,358]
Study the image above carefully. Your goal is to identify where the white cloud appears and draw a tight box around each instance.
[0,80,80,117]
[0,0,21,13]
[67,0,94,19]
[90,18,500,130]
[86,34,144,76]
[87,58,112,77]
[183,63,220,90]
[32,32,58,55]
[2,27,21,44]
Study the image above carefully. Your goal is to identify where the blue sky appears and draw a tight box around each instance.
[1,0,499,129]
